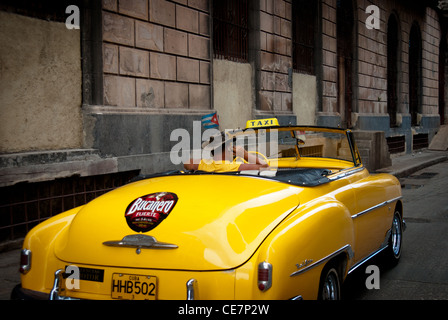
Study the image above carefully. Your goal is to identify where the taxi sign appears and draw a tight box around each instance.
[245,118,279,129]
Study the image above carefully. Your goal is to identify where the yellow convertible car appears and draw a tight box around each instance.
[12,119,404,300]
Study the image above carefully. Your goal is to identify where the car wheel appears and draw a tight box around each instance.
[384,211,403,265]
[318,266,341,300]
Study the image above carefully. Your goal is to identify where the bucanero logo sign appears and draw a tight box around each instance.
[125,192,178,233]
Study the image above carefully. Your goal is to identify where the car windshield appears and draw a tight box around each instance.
[226,127,359,165]
[161,126,363,187]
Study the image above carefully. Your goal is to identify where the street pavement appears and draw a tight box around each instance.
[344,155,448,299]
[0,248,20,300]
[1,149,447,300]
[344,161,448,300]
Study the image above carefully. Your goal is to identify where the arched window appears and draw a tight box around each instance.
[439,34,446,125]
[409,22,422,126]
[387,14,400,127]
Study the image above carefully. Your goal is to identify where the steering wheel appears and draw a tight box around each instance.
[235,151,269,165]
[250,151,269,164]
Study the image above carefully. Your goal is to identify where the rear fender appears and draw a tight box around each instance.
[20,207,81,293]
[236,198,354,300]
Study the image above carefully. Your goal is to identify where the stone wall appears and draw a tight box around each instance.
[355,2,440,128]
[320,0,338,118]
[317,0,442,154]
[258,0,293,112]
[80,0,214,174]
[422,7,441,117]
[101,0,211,110]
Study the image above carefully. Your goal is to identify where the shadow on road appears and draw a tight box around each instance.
[342,252,396,300]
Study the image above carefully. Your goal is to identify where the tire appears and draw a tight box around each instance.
[318,266,341,300]
[384,210,403,266]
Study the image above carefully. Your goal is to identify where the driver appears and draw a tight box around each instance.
[184,133,269,172]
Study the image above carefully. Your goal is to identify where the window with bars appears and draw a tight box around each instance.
[387,14,400,127]
[409,23,422,126]
[212,0,249,62]
[292,0,317,75]
[387,136,406,154]
[0,171,139,242]
[413,133,429,150]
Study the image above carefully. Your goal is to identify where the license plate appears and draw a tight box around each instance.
[111,273,157,300]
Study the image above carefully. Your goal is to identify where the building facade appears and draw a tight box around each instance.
[0,0,446,243]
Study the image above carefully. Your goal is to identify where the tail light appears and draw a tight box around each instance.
[19,249,32,274]
[258,262,272,292]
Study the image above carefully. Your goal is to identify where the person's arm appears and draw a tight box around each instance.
[184,159,199,171]
[238,163,268,171]
[233,146,268,171]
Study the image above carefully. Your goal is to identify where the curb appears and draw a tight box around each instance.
[376,153,448,179]
[0,239,23,254]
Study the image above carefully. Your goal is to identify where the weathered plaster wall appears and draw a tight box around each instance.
[0,11,82,153]
[213,59,254,130]
[293,73,317,125]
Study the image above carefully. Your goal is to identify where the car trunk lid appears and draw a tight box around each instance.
[54,174,300,271]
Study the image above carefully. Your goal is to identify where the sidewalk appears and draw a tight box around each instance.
[376,149,448,178]
[1,149,447,300]
[0,249,20,299]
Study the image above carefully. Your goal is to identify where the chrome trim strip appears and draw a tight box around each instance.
[328,166,365,182]
[186,279,197,300]
[19,249,32,274]
[49,269,80,300]
[258,262,273,292]
[347,245,388,275]
[290,244,354,277]
[348,226,393,275]
[103,234,178,250]
[381,229,392,248]
[49,269,64,300]
[351,196,402,219]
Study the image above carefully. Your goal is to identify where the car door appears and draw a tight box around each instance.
[350,174,395,263]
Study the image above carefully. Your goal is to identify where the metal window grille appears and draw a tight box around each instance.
[0,171,139,243]
[212,0,249,62]
[409,24,422,126]
[387,136,406,154]
[299,145,324,157]
[413,133,429,150]
[387,15,399,127]
[292,0,316,74]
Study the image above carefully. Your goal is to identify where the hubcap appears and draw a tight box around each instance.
[322,270,339,300]
[391,214,402,257]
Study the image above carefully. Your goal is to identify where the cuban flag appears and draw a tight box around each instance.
[201,112,219,129]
